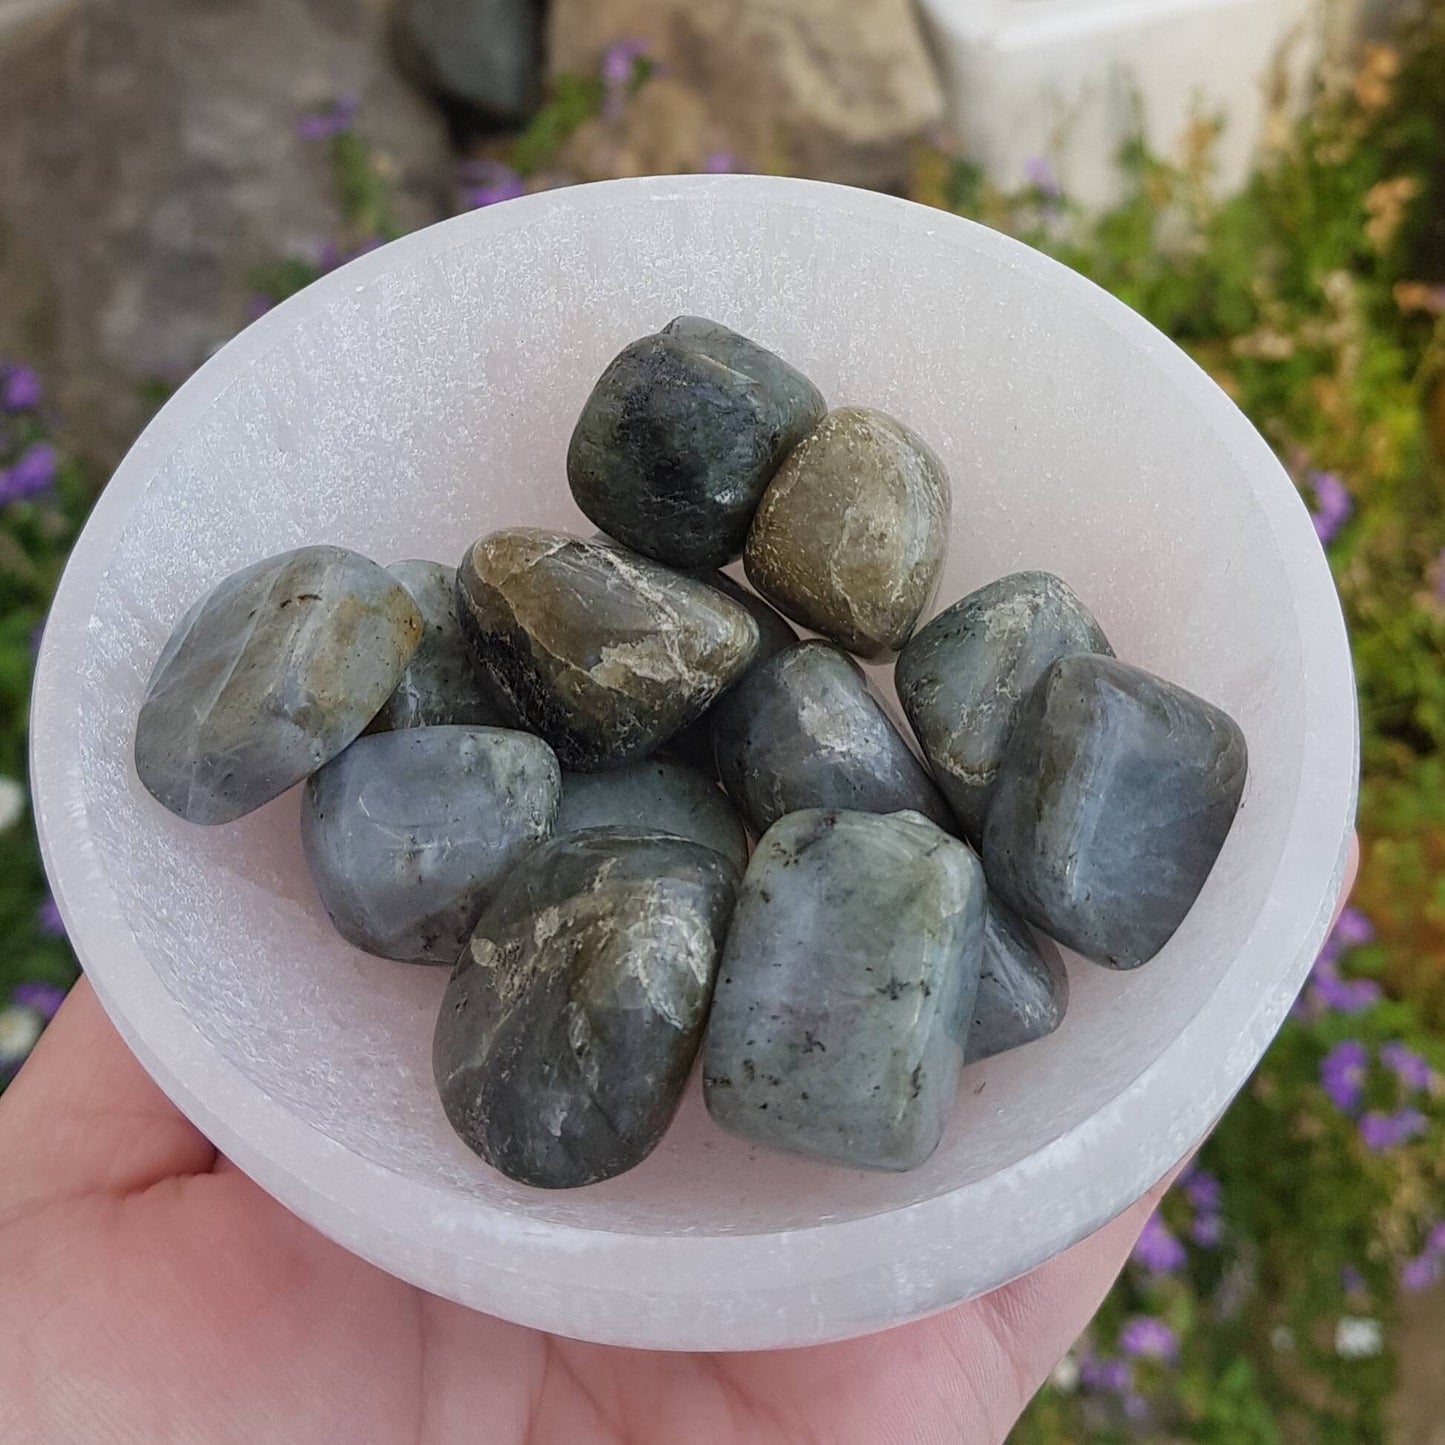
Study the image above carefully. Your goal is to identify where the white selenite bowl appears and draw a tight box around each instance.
[30,176,1357,1351]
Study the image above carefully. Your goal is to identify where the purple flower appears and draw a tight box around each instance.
[1341,1265,1366,1295]
[1380,1041,1433,1091]
[245,293,276,324]
[703,151,739,174]
[1079,1354,1133,1394]
[1,364,42,412]
[1120,1316,1179,1362]
[1182,1169,1222,1213]
[299,94,359,141]
[1309,471,1353,545]
[1311,969,1382,1015]
[1332,907,1375,949]
[11,981,66,1021]
[0,441,58,503]
[1123,1393,1150,1421]
[1321,1040,1369,1113]
[1428,1222,1445,1255]
[601,37,650,114]
[461,162,526,210]
[1191,1212,1224,1248]
[1132,1213,1187,1274]
[37,894,65,938]
[1401,1253,1442,1293]
[1025,155,1062,199]
[1358,1108,1427,1152]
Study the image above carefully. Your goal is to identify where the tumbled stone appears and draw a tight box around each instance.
[366,560,504,734]
[456,529,759,771]
[744,406,950,658]
[897,571,1112,842]
[712,639,955,838]
[567,317,825,570]
[967,894,1069,1064]
[704,810,984,1172]
[983,655,1249,970]
[665,570,798,775]
[555,759,749,874]
[434,829,740,1189]
[135,546,422,824]
[302,726,560,966]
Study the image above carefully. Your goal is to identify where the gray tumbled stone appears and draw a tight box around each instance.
[712,640,954,838]
[301,726,560,966]
[367,560,504,734]
[434,829,740,1189]
[897,571,1112,843]
[983,654,1248,970]
[456,529,760,771]
[567,317,825,570]
[556,759,749,874]
[135,546,422,824]
[967,894,1069,1064]
[704,810,984,1172]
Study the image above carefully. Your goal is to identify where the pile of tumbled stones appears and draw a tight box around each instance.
[134,317,1248,1190]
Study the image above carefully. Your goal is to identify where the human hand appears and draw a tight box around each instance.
[0,842,1358,1444]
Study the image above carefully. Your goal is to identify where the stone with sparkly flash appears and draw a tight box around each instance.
[983,654,1248,969]
[434,829,740,1189]
[455,529,760,770]
[135,546,422,824]
[704,809,984,1172]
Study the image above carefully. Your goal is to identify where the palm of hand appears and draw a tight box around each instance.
[0,983,1167,1445]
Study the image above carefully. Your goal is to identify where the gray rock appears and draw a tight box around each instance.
[704,809,984,1172]
[712,639,954,838]
[0,0,449,469]
[434,828,740,1189]
[983,654,1249,970]
[968,894,1068,1064]
[394,0,543,125]
[367,560,503,733]
[896,571,1112,842]
[135,546,422,824]
[568,318,825,570]
[745,407,950,658]
[665,570,798,776]
[456,529,760,771]
[556,759,749,874]
[302,726,560,965]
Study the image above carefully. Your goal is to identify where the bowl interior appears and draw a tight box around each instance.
[37,176,1354,1346]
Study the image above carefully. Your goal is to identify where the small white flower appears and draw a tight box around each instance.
[1049,1354,1080,1394]
[0,776,26,832]
[1271,1325,1295,1352]
[1334,1316,1383,1359]
[0,1005,42,1068]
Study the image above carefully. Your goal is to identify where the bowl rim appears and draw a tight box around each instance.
[30,173,1358,1350]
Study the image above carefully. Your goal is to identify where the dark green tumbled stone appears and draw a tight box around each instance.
[434,829,740,1189]
[567,317,825,570]
[983,654,1248,970]
[967,894,1069,1064]
[455,529,760,771]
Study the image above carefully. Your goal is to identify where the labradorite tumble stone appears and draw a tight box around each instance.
[434,829,740,1189]
[301,726,560,965]
[983,655,1248,970]
[666,571,799,775]
[135,546,422,825]
[367,560,504,733]
[744,406,951,659]
[897,571,1113,842]
[567,316,825,570]
[968,894,1069,1064]
[704,810,984,1172]
[555,759,749,874]
[455,530,760,771]
[711,640,955,838]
